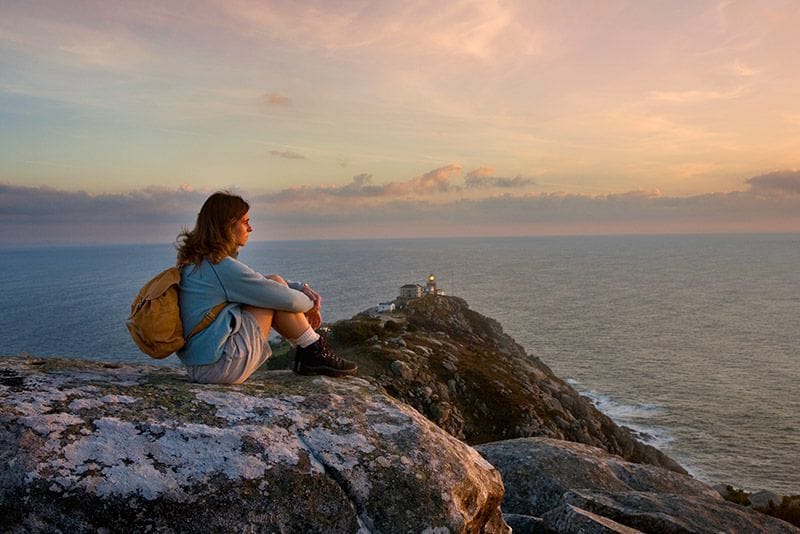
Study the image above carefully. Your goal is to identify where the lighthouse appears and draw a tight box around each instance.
[425,273,443,295]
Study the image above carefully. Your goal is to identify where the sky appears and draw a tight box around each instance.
[1,0,800,244]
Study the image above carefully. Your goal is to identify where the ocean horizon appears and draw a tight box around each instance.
[1,233,798,495]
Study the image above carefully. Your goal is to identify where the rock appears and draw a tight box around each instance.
[440,359,458,373]
[501,513,544,533]
[0,356,509,533]
[389,360,414,380]
[387,336,406,347]
[713,483,731,497]
[750,490,783,510]
[541,504,643,533]
[430,401,452,423]
[330,295,683,474]
[565,489,799,534]
[416,345,433,357]
[476,437,799,534]
[400,348,417,358]
[476,437,718,518]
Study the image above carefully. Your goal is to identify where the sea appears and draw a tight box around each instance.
[1,234,798,495]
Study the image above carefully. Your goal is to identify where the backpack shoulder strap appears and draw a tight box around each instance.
[186,301,228,341]
[184,260,231,341]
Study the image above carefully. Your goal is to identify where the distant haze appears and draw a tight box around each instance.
[1,2,799,244]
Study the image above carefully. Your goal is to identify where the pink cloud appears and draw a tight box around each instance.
[264,92,291,106]
[3,169,800,244]
[257,164,463,203]
[464,167,535,189]
[467,166,495,178]
[269,149,306,160]
[746,171,800,195]
[386,164,462,195]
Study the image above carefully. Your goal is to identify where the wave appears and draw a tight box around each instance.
[566,378,673,450]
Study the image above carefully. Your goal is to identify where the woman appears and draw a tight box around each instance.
[175,191,357,384]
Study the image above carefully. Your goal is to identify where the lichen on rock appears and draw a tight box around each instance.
[0,356,508,533]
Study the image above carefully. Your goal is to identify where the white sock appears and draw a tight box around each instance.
[290,327,319,348]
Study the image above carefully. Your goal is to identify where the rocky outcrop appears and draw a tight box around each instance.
[0,356,508,533]
[328,295,683,473]
[714,485,800,528]
[5,295,794,533]
[476,437,799,533]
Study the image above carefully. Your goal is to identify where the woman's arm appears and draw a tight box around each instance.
[262,273,323,328]
[213,258,314,313]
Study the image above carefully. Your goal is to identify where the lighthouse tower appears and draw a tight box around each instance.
[425,273,437,295]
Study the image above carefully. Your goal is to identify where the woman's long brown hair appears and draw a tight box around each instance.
[176,191,249,266]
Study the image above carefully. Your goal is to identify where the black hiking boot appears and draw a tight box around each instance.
[293,332,357,377]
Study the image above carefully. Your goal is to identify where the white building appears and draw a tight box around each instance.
[377,302,396,313]
[399,284,423,300]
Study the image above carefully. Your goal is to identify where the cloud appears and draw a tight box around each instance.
[727,61,759,77]
[0,7,150,72]
[466,166,495,179]
[0,183,212,221]
[257,164,463,203]
[257,174,381,203]
[0,183,208,244]
[264,92,291,106]
[649,88,744,103]
[465,167,535,188]
[4,168,800,244]
[247,168,800,237]
[250,185,800,239]
[746,170,800,195]
[269,149,307,160]
[389,164,462,195]
[335,174,384,197]
[218,1,539,64]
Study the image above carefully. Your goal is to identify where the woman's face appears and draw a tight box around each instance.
[233,211,252,248]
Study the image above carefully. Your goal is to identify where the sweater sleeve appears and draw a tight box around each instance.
[214,257,314,313]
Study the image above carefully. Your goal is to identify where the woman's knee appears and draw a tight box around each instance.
[242,305,274,332]
[243,304,273,315]
[264,274,288,286]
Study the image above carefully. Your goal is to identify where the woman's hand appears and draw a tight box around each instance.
[305,309,322,329]
[301,284,322,313]
[301,283,323,329]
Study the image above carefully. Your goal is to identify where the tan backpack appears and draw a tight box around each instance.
[126,267,226,359]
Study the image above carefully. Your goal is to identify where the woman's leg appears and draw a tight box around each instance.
[243,305,356,376]
[272,309,314,339]
[190,306,275,385]
[241,305,275,334]
[255,273,314,339]
[243,304,314,343]
[249,274,356,376]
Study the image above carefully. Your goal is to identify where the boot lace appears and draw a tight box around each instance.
[316,334,347,366]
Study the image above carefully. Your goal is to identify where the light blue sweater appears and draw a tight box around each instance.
[177,257,313,366]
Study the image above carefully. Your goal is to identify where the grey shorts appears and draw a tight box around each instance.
[186,310,271,384]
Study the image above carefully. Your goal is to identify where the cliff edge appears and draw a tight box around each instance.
[323,294,682,472]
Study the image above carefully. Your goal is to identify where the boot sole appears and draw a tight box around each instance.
[294,364,358,377]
